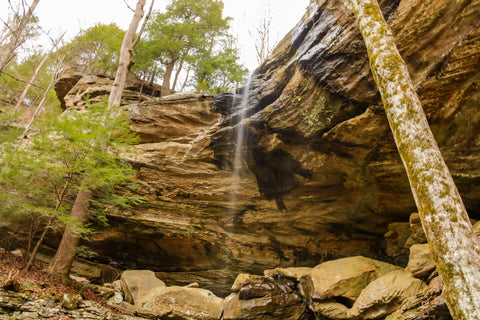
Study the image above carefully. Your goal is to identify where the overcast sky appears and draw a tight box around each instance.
[0,0,310,72]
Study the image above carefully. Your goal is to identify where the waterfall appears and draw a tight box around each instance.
[230,75,253,206]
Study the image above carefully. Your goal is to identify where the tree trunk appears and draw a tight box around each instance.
[109,0,147,108]
[180,66,191,91]
[0,0,41,73]
[13,33,64,112]
[46,189,92,276]
[161,58,176,96]
[349,0,480,318]
[172,58,185,92]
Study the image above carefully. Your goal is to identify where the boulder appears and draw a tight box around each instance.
[473,220,480,237]
[372,276,448,320]
[310,270,427,319]
[231,273,265,292]
[264,267,312,280]
[138,286,223,320]
[223,275,309,320]
[120,270,166,306]
[348,270,427,319]
[299,256,400,303]
[404,213,427,248]
[405,243,436,279]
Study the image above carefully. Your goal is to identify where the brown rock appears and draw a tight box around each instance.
[299,256,400,303]
[405,244,436,280]
[120,270,166,306]
[139,286,223,320]
[223,275,309,320]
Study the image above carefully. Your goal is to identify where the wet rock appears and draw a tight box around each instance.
[263,267,312,280]
[120,270,166,306]
[231,274,265,292]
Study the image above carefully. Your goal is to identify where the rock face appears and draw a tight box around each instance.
[54,0,480,295]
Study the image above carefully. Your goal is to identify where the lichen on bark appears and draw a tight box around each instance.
[348,0,480,318]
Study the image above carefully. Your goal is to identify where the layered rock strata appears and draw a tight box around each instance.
[53,0,480,296]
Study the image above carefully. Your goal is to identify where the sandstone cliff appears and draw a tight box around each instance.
[54,0,480,295]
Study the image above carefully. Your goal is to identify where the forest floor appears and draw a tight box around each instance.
[0,248,135,318]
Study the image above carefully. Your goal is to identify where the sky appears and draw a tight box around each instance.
[0,0,311,72]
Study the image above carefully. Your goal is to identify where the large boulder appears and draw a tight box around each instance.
[348,270,427,319]
[310,270,427,319]
[120,270,166,306]
[299,256,400,303]
[138,286,223,320]
[223,273,310,320]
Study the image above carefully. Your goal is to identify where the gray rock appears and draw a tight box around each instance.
[108,291,124,305]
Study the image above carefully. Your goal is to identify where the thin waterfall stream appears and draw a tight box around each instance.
[230,75,253,207]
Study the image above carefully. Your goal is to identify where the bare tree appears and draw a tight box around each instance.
[249,6,273,66]
[109,0,154,108]
[0,0,41,73]
[349,0,480,318]
[13,33,64,112]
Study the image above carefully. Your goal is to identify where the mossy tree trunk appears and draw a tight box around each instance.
[349,0,480,318]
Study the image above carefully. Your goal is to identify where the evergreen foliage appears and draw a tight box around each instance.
[0,101,139,256]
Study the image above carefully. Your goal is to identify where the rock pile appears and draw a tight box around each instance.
[103,249,448,320]
[1,214,458,319]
